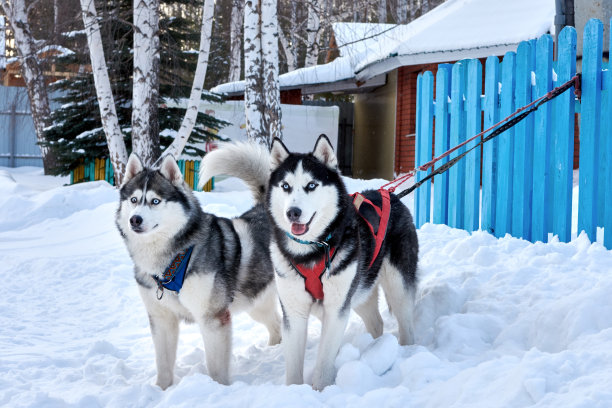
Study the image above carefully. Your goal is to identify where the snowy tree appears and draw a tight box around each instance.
[72,0,223,181]
[378,0,387,23]
[0,0,56,173]
[244,0,282,147]
[228,0,243,82]
[164,0,216,158]
[79,0,129,181]
[304,0,322,67]
[132,0,161,165]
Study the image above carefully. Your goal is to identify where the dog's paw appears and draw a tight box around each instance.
[311,370,335,391]
[156,376,173,390]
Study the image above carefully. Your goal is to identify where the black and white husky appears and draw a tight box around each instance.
[115,154,281,390]
[200,135,419,390]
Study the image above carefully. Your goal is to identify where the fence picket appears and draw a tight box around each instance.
[415,71,434,228]
[495,52,516,238]
[448,62,466,229]
[551,26,576,242]
[578,19,603,242]
[605,18,612,249]
[482,57,500,235]
[433,65,452,225]
[412,19,610,246]
[512,42,535,240]
[464,59,482,232]
[532,35,553,243]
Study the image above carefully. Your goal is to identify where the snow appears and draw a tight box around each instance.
[213,0,555,94]
[2,166,612,407]
[355,0,556,79]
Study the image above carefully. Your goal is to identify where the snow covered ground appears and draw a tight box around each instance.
[2,166,612,407]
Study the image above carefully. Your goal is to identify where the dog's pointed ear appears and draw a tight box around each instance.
[312,134,337,169]
[122,153,144,185]
[159,155,184,186]
[270,137,290,170]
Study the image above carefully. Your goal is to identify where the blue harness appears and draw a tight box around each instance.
[154,246,194,300]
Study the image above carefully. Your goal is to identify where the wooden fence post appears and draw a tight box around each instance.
[448,62,466,229]
[415,71,434,228]
[495,52,516,238]
[552,26,576,243]
[605,18,612,249]
[433,65,452,225]
[532,34,553,243]
[578,19,603,242]
[464,59,482,232]
[482,56,500,235]
[512,41,535,241]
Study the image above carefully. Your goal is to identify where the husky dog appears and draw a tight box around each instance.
[200,136,418,390]
[116,154,281,390]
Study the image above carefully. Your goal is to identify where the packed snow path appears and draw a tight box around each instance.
[1,167,612,407]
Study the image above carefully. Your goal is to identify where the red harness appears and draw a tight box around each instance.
[289,189,391,300]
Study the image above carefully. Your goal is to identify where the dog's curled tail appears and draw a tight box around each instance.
[198,141,271,203]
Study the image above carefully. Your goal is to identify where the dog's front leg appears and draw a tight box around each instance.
[311,263,358,391]
[199,309,232,385]
[277,276,313,385]
[311,304,350,390]
[148,311,180,390]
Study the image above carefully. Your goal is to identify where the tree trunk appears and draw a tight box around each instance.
[132,0,160,165]
[304,0,321,67]
[164,0,215,158]
[80,0,128,184]
[378,0,387,23]
[394,0,408,23]
[228,0,243,82]
[261,0,282,142]
[244,0,281,147]
[0,0,57,173]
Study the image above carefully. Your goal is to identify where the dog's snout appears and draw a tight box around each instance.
[130,215,143,227]
[286,207,302,222]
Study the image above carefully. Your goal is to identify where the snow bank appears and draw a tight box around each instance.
[1,166,612,407]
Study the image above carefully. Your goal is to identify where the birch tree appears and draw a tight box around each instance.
[378,0,387,23]
[244,0,282,147]
[80,0,128,182]
[0,0,56,172]
[304,0,321,67]
[164,0,216,158]
[132,0,160,165]
[228,0,243,82]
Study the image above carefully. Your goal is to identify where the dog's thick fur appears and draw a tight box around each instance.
[116,154,280,389]
[201,136,419,390]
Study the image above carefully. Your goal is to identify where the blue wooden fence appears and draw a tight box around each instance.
[415,18,612,249]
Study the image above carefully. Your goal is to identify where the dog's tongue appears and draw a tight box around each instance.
[291,223,307,236]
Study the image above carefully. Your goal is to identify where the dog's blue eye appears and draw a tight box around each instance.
[151,198,161,205]
[281,182,290,191]
[305,182,318,192]
[130,197,137,204]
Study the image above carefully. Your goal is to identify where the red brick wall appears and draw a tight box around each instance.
[395,66,417,174]
[394,64,440,174]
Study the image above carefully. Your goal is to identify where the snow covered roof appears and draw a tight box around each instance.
[212,0,555,95]
[355,0,556,80]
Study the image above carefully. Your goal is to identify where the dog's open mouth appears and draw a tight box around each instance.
[290,213,315,236]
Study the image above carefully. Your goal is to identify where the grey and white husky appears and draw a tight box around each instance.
[200,136,419,390]
[116,154,281,390]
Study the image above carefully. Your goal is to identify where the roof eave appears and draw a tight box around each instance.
[355,43,521,81]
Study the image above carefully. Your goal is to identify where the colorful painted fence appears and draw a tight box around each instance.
[71,158,213,192]
[415,18,612,249]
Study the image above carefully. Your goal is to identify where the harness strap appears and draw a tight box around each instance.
[290,247,336,300]
[352,189,391,268]
[154,246,194,299]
